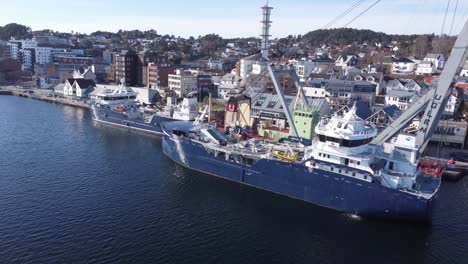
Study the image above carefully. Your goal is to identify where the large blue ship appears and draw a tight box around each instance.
[161,104,441,221]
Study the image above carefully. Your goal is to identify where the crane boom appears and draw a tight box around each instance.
[267,64,309,137]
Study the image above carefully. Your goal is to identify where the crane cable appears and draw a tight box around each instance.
[449,0,459,36]
[441,0,451,35]
[343,0,382,28]
[322,0,367,29]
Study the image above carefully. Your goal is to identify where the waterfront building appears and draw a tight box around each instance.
[62,78,96,98]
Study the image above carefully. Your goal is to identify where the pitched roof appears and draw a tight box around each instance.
[74,79,96,89]
[66,78,79,85]
[425,53,443,59]
[381,105,401,118]
[394,57,415,63]
[347,101,372,120]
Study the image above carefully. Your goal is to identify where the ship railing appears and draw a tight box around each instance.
[382,169,414,178]
[311,142,373,159]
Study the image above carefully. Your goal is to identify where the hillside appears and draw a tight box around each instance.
[301,28,433,46]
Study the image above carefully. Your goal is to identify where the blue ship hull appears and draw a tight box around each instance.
[91,106,179,135]
[162,127,439,222]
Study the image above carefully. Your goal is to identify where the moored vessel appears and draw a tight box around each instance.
[91,83,199,135]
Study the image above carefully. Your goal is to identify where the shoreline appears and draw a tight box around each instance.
[0,86,90,109]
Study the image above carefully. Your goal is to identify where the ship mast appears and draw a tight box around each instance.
[371,19,468,155]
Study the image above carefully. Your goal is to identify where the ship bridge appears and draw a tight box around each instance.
[315,103,377,148]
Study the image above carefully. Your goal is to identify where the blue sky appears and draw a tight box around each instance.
[0,0,467,37]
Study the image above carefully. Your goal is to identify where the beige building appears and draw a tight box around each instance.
[224,95,252,129]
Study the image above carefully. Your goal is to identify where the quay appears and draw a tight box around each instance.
[0,86,90,109]
[0,90,13,95]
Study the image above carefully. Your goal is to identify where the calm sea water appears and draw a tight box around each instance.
[1,96,467,264]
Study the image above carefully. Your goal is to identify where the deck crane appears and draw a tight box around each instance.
[371,19,468,155]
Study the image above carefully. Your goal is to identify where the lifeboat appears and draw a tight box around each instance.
[114,105,126,113]
[272,150,297,162]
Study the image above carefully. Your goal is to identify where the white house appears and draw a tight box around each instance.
[382,78,424,110]
[73,66,96,81]
[415,61,435,75]
[392,57,416,75]
[335,55,358,69]
[424,53,445,70]
[63,78,96,98]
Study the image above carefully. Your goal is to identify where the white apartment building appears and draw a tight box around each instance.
[10,39,38,49]
[168,70,198,97]
[239,53,261,80]
[35,47,52,64]
[6,42,19,59]
[19,49,33,70]
[290,59,315,79]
